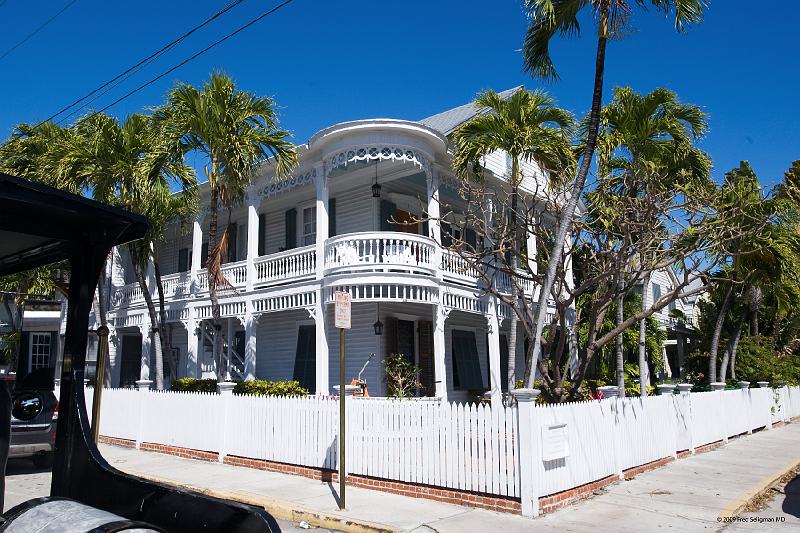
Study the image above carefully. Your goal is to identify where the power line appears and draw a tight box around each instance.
[92,0,295,117]
[0,0,77,62]
[41,0,248,126]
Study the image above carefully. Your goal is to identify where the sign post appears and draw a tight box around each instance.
[334,291,351,510]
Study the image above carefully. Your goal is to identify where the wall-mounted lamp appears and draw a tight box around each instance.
[371,160,381,198]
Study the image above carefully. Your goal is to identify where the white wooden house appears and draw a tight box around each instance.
[103,88,560,404]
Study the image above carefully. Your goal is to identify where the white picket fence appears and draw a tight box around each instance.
[85,384,800,516]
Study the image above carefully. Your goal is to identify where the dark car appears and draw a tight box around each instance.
[6,368,58,468]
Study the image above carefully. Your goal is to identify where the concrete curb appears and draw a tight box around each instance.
[137,472,398,533]
[719,458,800,518]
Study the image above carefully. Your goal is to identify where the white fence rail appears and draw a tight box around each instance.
[91,385,800,516]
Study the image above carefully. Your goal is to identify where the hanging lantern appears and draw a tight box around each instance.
[373,301,383,335]
[371,160,381,198]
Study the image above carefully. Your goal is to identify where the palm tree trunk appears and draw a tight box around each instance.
[524,24,608,387]
[507,156,520,392]
[728,314,745,381]
[153,260,173,388]
[719,336,731,383]
[130,247,163,388]
[749,286,761,336]
[615,294,625,397]
[638,272,650,396]
[709,284,734,384]
[207,185,225,382]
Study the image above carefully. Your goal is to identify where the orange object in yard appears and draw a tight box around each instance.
[350,379,369,397]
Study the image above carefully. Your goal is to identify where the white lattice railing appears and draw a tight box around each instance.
[160,273,192,299]
[254,246,316,286]
[441,250,479,285]
[324,232,437,275]
[112,283,144,306]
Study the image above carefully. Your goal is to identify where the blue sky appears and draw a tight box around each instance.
[0,0,797,185]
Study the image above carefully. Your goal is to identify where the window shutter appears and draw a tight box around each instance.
[422,219,429,239]
[380,200,396,232]
[177,248,189,272]
[465,228,477,250]
[200,242,209,268]
[499,334,509,391]
[258,214,266,256]
[48,332,57,370]
[227,223,238,263]
[328,198,336,237]
[285,208,297,249]
[441,223,453,247]
[293,324,316,392]
[418,321,435,396]
[384,316,399,356]
[452,330,483,390]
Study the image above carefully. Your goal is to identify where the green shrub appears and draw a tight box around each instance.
[233,380,308,397]
[384,353,420,398]
[685,337,800,388]
[171,378,218,393]
[731,336,800,386]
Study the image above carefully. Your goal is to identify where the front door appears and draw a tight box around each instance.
[119,335,142,388]
[393,209,418,234]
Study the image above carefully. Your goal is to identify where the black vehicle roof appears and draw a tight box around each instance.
[0,173,148,275]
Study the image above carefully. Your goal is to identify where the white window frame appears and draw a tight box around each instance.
[29,332,51,372]
[299,203,317,247]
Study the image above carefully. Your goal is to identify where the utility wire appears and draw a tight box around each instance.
[41,0,247,127]
[91,0,294,117]
[0,0,77,62]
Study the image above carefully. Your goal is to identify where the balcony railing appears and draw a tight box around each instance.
[255,245,316,287]
[160,272,192,299]
[324,232,437,276]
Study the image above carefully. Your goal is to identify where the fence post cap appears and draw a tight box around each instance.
[511,388,541,402]
[217,382,236,395]
[757,381,770,388]
[676,383,693,393]
[135,380,152,391]
[736,381,751,389]
[597,385,620,398]
[709,382,726,391]
[656,384,676,395]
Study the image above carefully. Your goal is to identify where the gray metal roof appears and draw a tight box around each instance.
[418,86,523,136]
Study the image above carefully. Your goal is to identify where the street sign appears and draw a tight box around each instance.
[334,291,351,329]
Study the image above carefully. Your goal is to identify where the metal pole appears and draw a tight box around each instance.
[91,325,109,443]
[338,326,346,510]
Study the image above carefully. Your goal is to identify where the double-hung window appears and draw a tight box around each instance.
[30,332,51,371]
[302,206,316,246]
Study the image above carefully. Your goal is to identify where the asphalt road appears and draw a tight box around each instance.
[2,458,334,532]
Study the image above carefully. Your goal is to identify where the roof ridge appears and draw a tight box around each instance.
[418,85,524,135]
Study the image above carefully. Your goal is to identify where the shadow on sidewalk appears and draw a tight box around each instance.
[783,476,800,518]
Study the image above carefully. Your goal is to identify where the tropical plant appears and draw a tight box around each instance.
[384,353,421,399]
[521,0,708,389]
[156,71,297,382]
[233,379,309,397]
[589,86,711,394]
[65,112,196,389]
[451,88,575,392]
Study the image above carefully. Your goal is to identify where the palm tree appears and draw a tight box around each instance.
[521,0,707,388]
[452,88,575,393]
[591,87,711,394]
[65,112,196,389]
[157,71,297,382]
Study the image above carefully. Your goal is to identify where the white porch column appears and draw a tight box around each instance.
[432,305,448,401]
[185,307,198,378]
[426,170,442,279]
[246,201,259,292]
[244,304,257,381]
[190,218,203,289]
[486,298,503,408]
[225,317,234,381]
[315,165,330,395]
[526,231,537,277]
[138,323,151,381]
